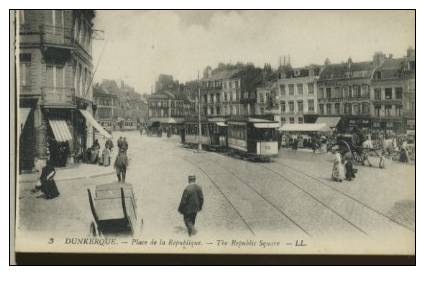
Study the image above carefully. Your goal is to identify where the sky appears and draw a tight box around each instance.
[92,10,415,94]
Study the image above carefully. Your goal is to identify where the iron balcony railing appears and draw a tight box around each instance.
[372,98,403,105]
[41,87,76,106]
[40,24,73,47]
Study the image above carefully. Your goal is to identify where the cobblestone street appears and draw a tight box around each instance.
[17,131,415,253]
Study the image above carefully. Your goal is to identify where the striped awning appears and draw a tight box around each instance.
[48,120,73,142]
[18,108,31,137]
[79,109,112,139]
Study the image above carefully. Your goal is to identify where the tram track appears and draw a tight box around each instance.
[182,157,256,236]
[182,156,312,237]
[259,164,368,235]
[202,153,370,236]
[272,160,414,233]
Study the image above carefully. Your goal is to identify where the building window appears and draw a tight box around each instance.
[396,105,402,116]
[298,117,304,124]
[384,105,391,116]
[280,84,286,96]
[326,103,332,114]
[344,103,351,115]
[362,103,370,114]
[19,53,31,86]
[361,85,369,97]
[335,87,341,98]
[281,102,286,113]
[281,117,286,124]
[342,86,348,98]
[288,84,295,95]
[326,88,332,99]
[374,105,381,117]
[374,88,381,100]
[395,87,403,99]
[297,101,303,113]
[259,93,264,103]
[318,88,324,99]
[308,100,314,112]
[348,86,353,98]
[319,104,324,115]
[289,101,294,112]
[297,84,303,95]
[335,103,340,115]
[308,83,314,95]
[385,88,392,100]
[289,117,294,124]
[352,103,360,115]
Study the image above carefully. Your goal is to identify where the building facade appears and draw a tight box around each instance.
[317,58,374,132]
[148,90,194,125]
[93,84,118,131]
[277,65,321,125]
[370,49,416,134]
[18,10,97,171]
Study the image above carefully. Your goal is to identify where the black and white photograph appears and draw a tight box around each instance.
[12,10,415,257]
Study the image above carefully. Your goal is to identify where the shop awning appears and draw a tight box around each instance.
[48,120,73,142]
[79,109,112,139]
[279,123,331,132]
[253,122,280,128]
[216,122,227,127]
[316,116,341,128]
[18,108,31,137]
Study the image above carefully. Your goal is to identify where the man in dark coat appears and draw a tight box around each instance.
[178,175,204,236]
[114,149,128,183]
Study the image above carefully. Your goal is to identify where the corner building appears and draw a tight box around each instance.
[18,10,97,171]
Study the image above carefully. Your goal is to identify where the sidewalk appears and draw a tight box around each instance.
[19,163,115,183]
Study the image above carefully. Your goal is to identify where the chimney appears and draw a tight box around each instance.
[347,57,353,69]
[407,47,415,58]
[373,52,386,67]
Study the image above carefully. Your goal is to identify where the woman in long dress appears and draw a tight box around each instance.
[102,147,111,166]
[39,161,60,199]
[332,152,345,182]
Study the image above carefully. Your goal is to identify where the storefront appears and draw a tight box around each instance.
[346,118,371,132]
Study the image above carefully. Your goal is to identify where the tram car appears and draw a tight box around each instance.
[182,118,227,150]
[227,118,280,161]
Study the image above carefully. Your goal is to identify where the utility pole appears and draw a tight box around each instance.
[197,71,202,151]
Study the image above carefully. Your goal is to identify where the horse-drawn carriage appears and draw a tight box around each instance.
[87,183,143,236]
[329,134,385,168]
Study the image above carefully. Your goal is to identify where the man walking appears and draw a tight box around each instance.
[178,175,204,236]
[114,149,128,183]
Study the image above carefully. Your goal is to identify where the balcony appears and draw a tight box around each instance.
[240,97,256,104]
[40,25,74,49]
[372,98,402,105]
[41,87,75,107]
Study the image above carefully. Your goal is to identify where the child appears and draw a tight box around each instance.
[344,152,356,181]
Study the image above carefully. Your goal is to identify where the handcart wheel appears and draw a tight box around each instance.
[90,222,97,237]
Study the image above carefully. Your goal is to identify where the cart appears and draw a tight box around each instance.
[87,183,143,236]
[329,134,385,168]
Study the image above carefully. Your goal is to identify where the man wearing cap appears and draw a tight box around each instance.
[178,175,204,236]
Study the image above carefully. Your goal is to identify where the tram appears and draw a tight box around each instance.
[227,118,280,161]
[182,118,227,150]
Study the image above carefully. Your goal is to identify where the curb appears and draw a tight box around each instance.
[19,171,116,183]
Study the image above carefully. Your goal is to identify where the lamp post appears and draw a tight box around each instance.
[197,71,202,151]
